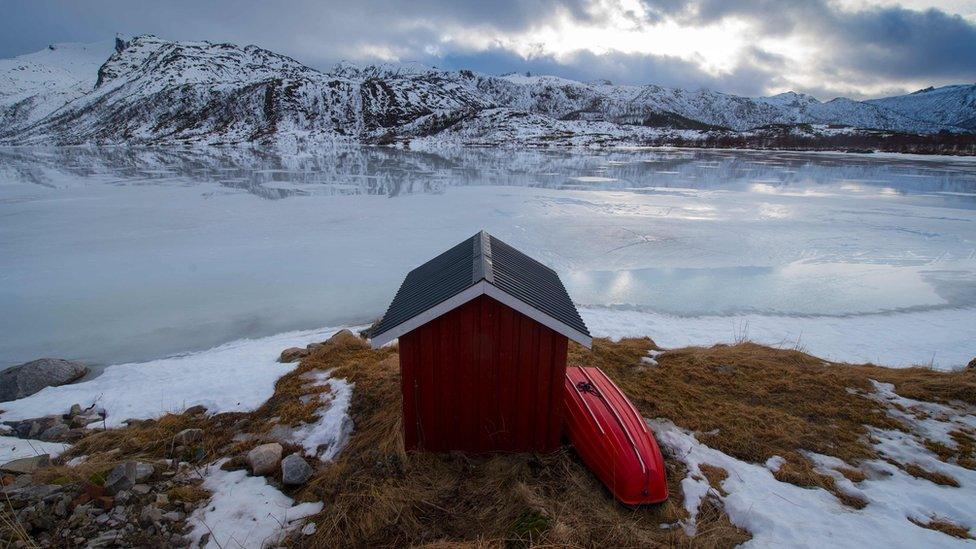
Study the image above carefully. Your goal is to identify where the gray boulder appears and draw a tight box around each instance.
[0,359,88,402]
[281,453,313,485]
[246,443,282,476]
[0,454,51,474]
[104,461,154,495]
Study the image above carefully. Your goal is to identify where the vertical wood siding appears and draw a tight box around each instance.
[399,295,568,453]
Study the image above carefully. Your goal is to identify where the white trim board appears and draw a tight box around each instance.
[369,280,592,349]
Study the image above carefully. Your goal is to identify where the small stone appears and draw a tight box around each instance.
[246,443,282,476]
[156,493,169,506]
[324,328,369,350]
[280,453,313,485]
[183,405,207,416]
[302,522,317,536]
[140,505,162,524]
[68,403,83,416]
[131,484,151,495]
[0,454,50,474]
[70,414,101,428]
[279,347,309,363]
[104,461,154,495]
[173,428,203,446]
[162,511,184,522]
[968,357,975,370]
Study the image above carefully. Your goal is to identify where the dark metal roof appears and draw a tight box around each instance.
[370,230,591,346]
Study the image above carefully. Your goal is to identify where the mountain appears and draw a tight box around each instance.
[0,39,114,133]
[0,35,972,148]
[867,84,976,131]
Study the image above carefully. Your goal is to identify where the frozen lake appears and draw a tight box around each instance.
[1,146,975,369]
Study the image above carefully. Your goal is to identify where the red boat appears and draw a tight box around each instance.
[564,366,668,505]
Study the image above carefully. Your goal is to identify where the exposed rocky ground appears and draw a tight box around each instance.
[2,330,974,547]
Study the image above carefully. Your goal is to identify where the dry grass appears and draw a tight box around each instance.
[167,484,211,504]
[900,463,960,487]
[566,338,976,509]
[33,333,973,547]
[287,337,749,548]
[697,464,729,497]
[909,516,974,540]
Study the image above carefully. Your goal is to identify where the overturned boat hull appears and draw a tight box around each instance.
[564,366,668,505]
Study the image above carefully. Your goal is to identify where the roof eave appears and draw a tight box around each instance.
[369,280,592,349]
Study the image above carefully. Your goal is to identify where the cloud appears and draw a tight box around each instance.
[638,0,976,85]
[0,0,973,100]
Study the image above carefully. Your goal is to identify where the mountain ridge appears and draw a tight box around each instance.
[1,34,973,148]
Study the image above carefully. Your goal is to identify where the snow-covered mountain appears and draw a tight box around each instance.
[0,40,114,133]
[867,85,976,131]
[0,35,972,147]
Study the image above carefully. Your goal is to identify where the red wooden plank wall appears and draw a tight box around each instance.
[399,295,568,453]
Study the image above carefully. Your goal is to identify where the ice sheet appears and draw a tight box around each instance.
[1,146,973,369]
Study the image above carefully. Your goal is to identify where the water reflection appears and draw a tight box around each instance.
[1,146,974,201]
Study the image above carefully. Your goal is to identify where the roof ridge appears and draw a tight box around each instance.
[472,230,494,284]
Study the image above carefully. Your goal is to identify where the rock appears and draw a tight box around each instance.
[183,405,207,416]
[324,329,369,350]
[968,357,975,369]
[39,423,69,441]
[173,428,203,446]
[280,453,313,485]
[279,347,309,363]
[104,461,154,495]
[302,522,317,536]
[68,403,83,416]
[140,505,162,524]
[71,414,101,428]
[131,483,150,495]
[246,443,282,476]
[63,428,88,442]
[0,454,50,474]
[162,511,184,522]
[0,358,88,402]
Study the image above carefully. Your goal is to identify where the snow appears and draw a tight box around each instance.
[0,436,69,461]
[275,370,355,459]
[650,417,976,548]
[866,380,976,446]
[583,306,976,370]
[0,40,113,130]
[187,459,322,549]
[0,327,343,427]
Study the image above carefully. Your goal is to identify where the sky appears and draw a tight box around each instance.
[1,0,974,99]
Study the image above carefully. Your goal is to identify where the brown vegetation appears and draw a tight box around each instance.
[20,334,974,547]
[909,516,974,540]
[568,339,976,509]
[289,336,750,547]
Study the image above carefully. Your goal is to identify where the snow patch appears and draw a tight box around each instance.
[0,436,69,461]
[187,460,322,549]
[0,326,344,427]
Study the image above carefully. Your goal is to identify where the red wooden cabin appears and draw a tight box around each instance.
[370,231,592,453]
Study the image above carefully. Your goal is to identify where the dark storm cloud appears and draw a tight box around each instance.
[640,0,976,83]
